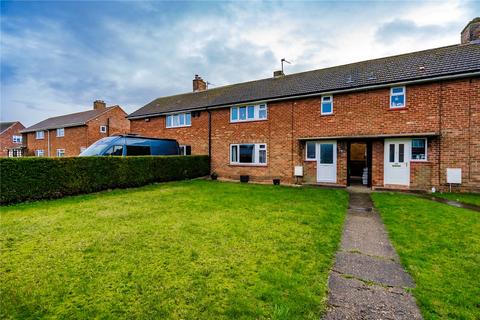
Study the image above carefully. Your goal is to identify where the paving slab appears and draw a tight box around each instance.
[333,251,415,288]
[325,273,422,320]
[324,191,422,319]
[341,212,399,261]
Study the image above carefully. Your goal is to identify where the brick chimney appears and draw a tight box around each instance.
[193,75,207,92]
[93,100,106,110]
[461,17,480,44]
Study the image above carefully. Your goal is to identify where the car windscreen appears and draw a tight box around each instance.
[79,137,119,156]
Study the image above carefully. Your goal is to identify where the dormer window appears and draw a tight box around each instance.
[390,86,406,109]
[230,104,267,122]
[166,112,191,128]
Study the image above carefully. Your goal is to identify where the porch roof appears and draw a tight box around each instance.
[297,132,439,141]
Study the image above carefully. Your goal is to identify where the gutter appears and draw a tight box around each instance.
[126,71,480,120]
[20,122,86,134]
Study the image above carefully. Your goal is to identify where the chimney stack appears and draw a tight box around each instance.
[93,100,106,110]
[461,17,480,44]
[193,75,207,92]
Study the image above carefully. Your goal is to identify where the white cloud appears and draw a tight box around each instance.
[1,1,477,126]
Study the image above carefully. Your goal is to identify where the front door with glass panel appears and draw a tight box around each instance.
[317,141,337,183]
[384,139,410,186]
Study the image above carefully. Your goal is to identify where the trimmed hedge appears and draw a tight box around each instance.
[0,156,209,204]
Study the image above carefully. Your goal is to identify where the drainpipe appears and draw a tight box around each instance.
[107,118,110,136]
[208,109,212,174]
[47,129,51,157]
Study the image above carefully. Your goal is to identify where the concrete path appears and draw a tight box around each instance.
[324,191,423,320]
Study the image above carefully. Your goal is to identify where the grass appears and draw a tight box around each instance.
[0,180,348,319]
[372,192,480,320]
[433,192,480,206]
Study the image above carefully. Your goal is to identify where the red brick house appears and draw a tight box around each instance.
[128,19,480,192]
[22,101,130,157]
[0,121,26,157]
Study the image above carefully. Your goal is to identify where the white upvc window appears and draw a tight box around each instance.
[230,143,267,165]
[56,149,65,157]
[411,138,427,161]
[390,86,406,108]
[305,141,317,160]
[36,131,44,140]
[230,103,268,122]
[12,135,22,144]
[35,149,45,157]
[321,96,333,115]
[166,112,192,128]
[56,128,65,137]
[100,125,107,133]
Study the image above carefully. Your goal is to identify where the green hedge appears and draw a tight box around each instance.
[0,156,209,204]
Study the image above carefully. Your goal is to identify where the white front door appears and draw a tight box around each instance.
[384,139,410,186]
[317,141,337,183]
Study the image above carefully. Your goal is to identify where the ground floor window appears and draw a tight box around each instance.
[179,145,191,155]
[305,141,316,160]
[35,150,45,157]
[8,149,23,157]
[411,138,427,161]
[230,143,267,165]
[56,149,65,157]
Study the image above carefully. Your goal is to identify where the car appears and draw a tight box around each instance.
[79,135,180,156]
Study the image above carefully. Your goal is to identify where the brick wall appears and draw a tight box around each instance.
[24,106,130,157]
[130,111,209,155]
[0,122,25,157]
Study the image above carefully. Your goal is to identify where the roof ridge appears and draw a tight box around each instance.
[149,43,464,101]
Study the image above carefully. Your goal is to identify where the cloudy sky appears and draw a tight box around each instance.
[1,0,478,126]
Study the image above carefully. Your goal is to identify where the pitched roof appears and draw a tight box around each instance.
[128,43,480,119]
[0,122,18,133]
[21,106,118,133]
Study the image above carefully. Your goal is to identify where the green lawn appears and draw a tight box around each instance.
[433,192,480,206]
[0,180,348,319]
[372,193,480,320]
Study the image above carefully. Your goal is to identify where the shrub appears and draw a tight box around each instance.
[0,156,209,204]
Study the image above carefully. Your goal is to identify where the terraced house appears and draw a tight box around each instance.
[129,19,480,192]
[22,100,130,157]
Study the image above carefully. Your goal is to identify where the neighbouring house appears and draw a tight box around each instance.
[128,18,480,192]
[21,100,130,157]
[0,121,26,157]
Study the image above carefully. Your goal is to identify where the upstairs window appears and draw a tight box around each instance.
[230,104,267,122]
[100,125,107,133]
[56,128,65,137]
[321,96,333,115]
[12,135,22,144]
[411,138,427,161]
[166,112,191,128]
[230,143,267,165]
[390,86,406,108]
[36,131,44,139]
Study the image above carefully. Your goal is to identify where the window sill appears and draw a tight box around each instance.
[166,125,192,129]
[229,163,268,167]
[410,160,429,163]
[305,159,317,162]
[389,107,407,111]
[320,113,334,116]
[230,119,268,124]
